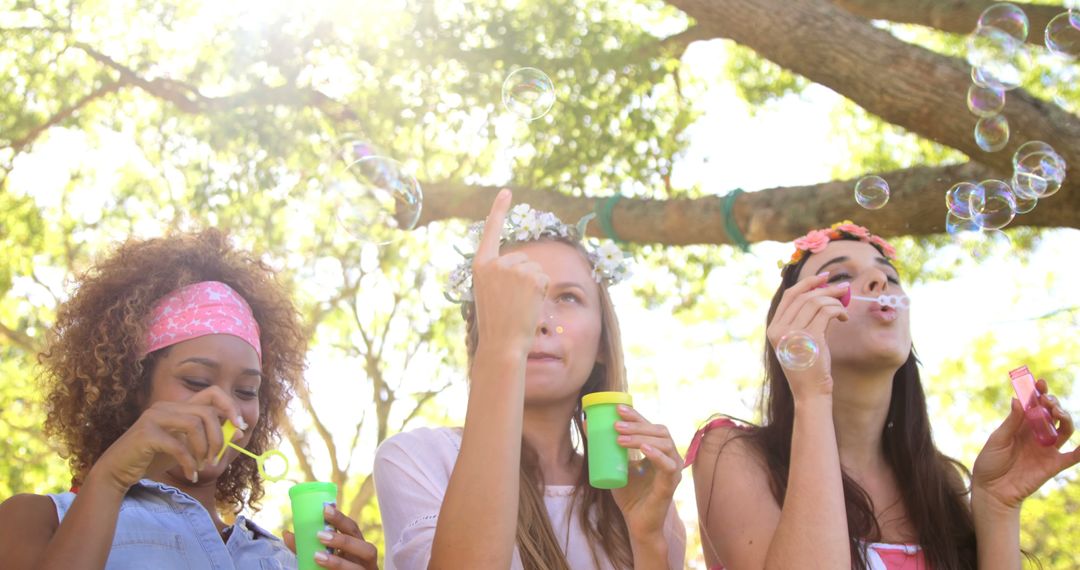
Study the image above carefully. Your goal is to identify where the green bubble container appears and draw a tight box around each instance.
[289,482,337,570]
[582,391,633,489]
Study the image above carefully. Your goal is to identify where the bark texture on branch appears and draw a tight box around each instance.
[417,160,1073,245]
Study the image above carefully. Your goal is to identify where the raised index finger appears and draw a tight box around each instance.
[475,189,512,263]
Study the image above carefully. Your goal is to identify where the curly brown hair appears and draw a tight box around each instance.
[41,228,308,514]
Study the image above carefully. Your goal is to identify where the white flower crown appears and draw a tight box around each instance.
[444,203,632,303]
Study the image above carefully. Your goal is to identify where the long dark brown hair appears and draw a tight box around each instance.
[462,237,634,569]
[717,236,977,568]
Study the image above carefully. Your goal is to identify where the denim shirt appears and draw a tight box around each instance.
[48,479,296,569]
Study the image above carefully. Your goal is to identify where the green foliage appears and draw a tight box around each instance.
[723,43,808,112]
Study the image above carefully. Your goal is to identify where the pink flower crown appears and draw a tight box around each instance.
[779,221,896,272]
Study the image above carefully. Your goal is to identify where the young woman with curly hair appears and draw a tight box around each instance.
[0,229,378,570]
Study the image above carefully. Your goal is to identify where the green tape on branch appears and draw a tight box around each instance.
[595,193,625,243]
[722,189,751,252]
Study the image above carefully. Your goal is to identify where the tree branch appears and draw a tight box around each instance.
[71,41,366,125]
[662,0,1079,226]
[415,160,1075,245]
[0,322,38,354]
[293,381,342,479]
[346,474,376,523]
[831,0,1064,47]
[280,413,317,483]
[8,80,124,154]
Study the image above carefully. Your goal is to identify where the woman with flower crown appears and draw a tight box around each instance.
[373,190,686,569]
[686,222,1079,569]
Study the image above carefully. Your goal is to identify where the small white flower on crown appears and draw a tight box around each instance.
[443,203,631,304]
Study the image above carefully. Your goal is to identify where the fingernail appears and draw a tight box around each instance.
[617,435,631,443]
[317,530,334,542]
[324,504,336,517]
[191,471,199,484]
[614,422,628,430]
[817,271,829,278]
[641,443,653,453]
[236,416,249,431]
[211,456,220,467]
[314,551,329,563]
[837,281,850,288]
[617,405,631,413]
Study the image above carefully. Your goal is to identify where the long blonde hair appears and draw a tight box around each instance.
[463,237,634,569]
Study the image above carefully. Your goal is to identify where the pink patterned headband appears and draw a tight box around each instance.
[780,220,896,272]
[142,281,262,360]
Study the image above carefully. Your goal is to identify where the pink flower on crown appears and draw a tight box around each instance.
[793,229,832,254]
[833,223,871,240]
[868,235,897,259]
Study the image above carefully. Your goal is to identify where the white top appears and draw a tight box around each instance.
[374,427,686,570]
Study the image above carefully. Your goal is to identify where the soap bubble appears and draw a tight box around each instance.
[776,331,819,371]
[854,176,890,209]
[502,67,556,121]
[974,114,1010,152]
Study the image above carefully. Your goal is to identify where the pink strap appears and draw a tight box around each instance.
[684,418,745,468]
[143,281,262,359]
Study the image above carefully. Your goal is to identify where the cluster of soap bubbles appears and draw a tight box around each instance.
[855,4,1074,214]
[945,141,1067,252]
[965,3,1080,150]
[325,66,557,244]
[942,4,1074,256]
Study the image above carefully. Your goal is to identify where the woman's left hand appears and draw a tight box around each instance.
[284,504,379,570]
[609,406,682,537]
[972,379,1080,511]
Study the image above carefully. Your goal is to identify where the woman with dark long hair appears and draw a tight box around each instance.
[689,222,1078,569]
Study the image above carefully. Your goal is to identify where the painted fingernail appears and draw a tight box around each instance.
[314,551,329,563]
[317,530,334,542]
[817,271,829,278]
[324,504,336,517]
[236,417,249,431]
[617,435,631,443]
[614,422,628,430]
[837,281,850,288]
[190,471,199,484]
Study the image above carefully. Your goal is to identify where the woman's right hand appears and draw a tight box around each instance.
[87,385,244,494]
[470,190,549,359]
[765,272,850,401]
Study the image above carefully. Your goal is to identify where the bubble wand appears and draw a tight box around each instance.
[216,420,290,481]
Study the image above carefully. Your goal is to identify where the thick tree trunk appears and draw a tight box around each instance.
[416,160,1076,245]
[832,0,1065,46]
[665,0,1079,185]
